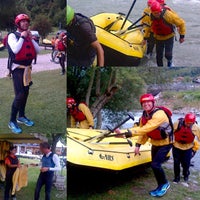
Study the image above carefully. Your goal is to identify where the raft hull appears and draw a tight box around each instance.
[91,13,146,66]
[67,128,152,171]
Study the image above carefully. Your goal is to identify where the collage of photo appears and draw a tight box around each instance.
[1,0,200,200]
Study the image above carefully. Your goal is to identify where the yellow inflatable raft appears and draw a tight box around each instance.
[90,13,146,66]
[67,128,152,171]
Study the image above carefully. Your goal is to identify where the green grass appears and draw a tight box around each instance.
[0,158,66,200]
[68,164,200,200]
[0,69,66,134]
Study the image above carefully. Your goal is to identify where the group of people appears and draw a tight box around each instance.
[4,142,61,200]
[67,94,200,197]
[142,0,185,67]
[67,0,186,67]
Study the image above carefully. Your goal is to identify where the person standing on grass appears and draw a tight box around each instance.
[172,113,200,184]
[4,146,20,200]
[34,142,61,200]
[116,93,173,197]
[7,14,40,134]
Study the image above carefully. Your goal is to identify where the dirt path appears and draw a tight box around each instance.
[0,53,61,79]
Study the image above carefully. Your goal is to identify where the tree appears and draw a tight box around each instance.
[0,0,16,30]
[67,67,146,128]
[31,14,52,39]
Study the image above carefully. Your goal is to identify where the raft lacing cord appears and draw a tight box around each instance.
[67,135,150,154]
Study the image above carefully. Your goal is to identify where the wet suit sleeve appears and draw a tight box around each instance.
[129,110,168,136]
[49,154,61,171]
[70,116,76,128]
[32,39,40,53]
[8,33,24,54]
[192,124,200,141]
[78,103,94,127]
[164,10,186,36]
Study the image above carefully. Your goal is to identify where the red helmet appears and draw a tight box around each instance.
[157,0,165,4]
[185,113,196,124]
[148,0,155,6]
[15,14,30,26]
[140,93,155,104]
[66,97,76,105]
[151,1,162,12]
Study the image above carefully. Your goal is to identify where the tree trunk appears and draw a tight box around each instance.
[91,68,118,118]
[96,110,102,129]
[50,133,63,153]
[85,68,96,106]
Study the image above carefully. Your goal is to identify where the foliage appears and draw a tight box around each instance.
[0,0,16,30]
[31,14,52,39]
[0,0,66,30]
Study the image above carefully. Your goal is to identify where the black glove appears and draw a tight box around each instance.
[124,129,132,138]
[160,128,168,139]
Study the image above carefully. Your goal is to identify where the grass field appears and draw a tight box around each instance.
[0,158,66,200]
[0,69,66,134]
[68,160,200,200]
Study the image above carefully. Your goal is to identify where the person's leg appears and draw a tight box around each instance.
[147,32,155,56]
[172,146,181,182]
[151,144,172,186]
[18,86,29,118]
[59,53,66,75]
[44,172,54,200]
[34,173,44,200]
[182,148,192,181]
[164,37,174,67]
[4,176,12,200]
[155,39,164,66]
[10,69,25,122]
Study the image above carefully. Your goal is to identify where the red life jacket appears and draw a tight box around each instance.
[174,118,195,144]
[57,40,66,51]
[15,36,36,61]
[69,103,86,122]
[140,106,173,140]
[151,9,174,36]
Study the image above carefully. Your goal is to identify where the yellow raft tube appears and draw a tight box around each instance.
[67,128,152,171]
[90,13,146,66]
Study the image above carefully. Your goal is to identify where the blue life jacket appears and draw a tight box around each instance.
[41,152,55,168]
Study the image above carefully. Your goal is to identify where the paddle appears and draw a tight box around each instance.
[117,13,149,36]
[96,113,135,146]
[83,112,135,142]
[120,0,137,30]
[104,12,125,31]
[97,128,133,147]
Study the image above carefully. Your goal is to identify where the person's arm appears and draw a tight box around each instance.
[32,39,40,53]
[129,110,168,137]
[165,10,186,43]
[8,33,24,54]
[78,104,94,128]
[70,116,76,128]
[5,157,20,168]
[91,40,104,67]
[49,154,61,171]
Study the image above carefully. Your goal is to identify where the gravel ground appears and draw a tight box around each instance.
[0,53,61,79]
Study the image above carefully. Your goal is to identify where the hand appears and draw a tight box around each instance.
[179,38,184,43]
[134,147,141,156]
[21,31,28,38]
[124,129,132,138]
[89,126,93,129]
[142,39,147,46]
[40,167,49,172]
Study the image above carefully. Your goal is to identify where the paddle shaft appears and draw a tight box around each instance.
[118,13,149,36]
[120,0,137,30]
